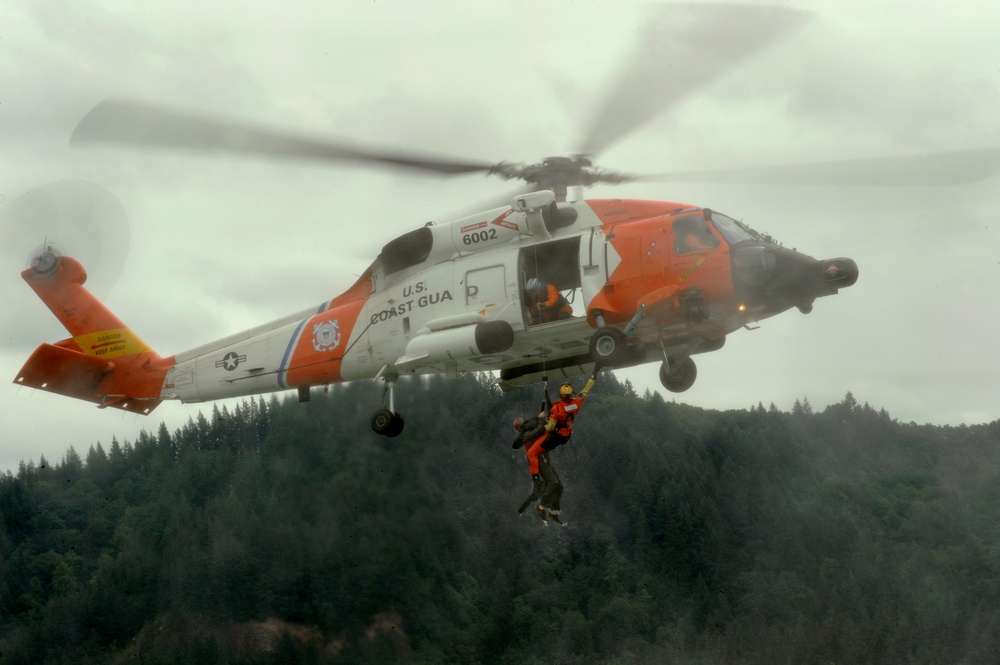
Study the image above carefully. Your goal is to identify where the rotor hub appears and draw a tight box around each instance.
[30,246,61,277]
[491,156,632,199]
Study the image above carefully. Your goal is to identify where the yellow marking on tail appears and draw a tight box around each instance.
[73,328,149,358]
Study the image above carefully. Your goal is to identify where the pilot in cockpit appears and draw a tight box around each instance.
[673,216,719,254]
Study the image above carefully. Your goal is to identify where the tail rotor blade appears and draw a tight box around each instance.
[0,180,129,298]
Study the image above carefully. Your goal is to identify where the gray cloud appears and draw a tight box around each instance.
[3,0,1000,472]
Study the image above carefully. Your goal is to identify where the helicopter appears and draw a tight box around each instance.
[12,5,1000,437]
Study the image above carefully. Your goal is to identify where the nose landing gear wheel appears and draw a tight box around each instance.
[660,356,697,393]
[589,326,630,367]
[371,408,405,437]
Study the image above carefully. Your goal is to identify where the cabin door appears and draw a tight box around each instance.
[463,264,508,317]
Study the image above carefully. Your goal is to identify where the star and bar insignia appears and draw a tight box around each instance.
[216,352,246,371]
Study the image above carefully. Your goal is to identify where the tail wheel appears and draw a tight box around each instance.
[589,326,630,367]
[371,409,405,437]
[660,356,697,393]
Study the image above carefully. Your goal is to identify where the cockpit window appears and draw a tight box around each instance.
[709,212,766,245]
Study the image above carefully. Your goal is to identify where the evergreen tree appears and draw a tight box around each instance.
[3,383,1000,664]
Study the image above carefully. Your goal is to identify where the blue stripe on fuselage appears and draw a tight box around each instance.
[277,301,330,389]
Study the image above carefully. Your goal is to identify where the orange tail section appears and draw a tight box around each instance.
[13,251,172,415]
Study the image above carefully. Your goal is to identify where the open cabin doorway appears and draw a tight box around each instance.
[519,236,583,327]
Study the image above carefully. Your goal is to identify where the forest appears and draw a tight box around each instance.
[2,372,1000,664]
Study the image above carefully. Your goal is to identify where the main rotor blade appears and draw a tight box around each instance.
[72,99,496,176]
[639,148,1000,186]
[577,3,808,157]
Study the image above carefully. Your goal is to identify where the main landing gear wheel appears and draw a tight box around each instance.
[660,356,697,393]
[371,408,404,437]
[589,326,630,367]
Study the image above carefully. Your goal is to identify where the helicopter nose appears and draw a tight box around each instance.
[820,257,859,290]
[731,244,858,312]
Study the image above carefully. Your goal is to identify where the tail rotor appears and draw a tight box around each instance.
[1,179,130,297]
[27,242,64,277]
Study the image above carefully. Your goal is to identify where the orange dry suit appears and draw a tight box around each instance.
[524,375,597,475]
[532,284,573,323]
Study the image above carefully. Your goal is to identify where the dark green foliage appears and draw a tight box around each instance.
[2,382,1000,664]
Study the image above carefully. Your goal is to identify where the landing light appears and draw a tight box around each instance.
[738,304,747,313]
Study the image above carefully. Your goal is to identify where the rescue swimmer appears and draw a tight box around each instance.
[513,372,599,524]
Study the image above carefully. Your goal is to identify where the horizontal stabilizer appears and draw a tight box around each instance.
[16,343,163,415]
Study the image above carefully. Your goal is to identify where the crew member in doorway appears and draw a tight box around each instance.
[525,277,573,324]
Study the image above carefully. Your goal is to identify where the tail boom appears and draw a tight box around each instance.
[14,253,172,414]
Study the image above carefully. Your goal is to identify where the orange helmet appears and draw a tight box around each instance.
[513,415,526,431]
[559,383,574,398]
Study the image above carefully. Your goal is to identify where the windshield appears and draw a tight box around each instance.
[710,211,773,245]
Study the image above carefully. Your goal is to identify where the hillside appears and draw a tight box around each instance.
[2,374,1000,664]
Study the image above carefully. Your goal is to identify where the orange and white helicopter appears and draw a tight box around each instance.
[12,6,999,436]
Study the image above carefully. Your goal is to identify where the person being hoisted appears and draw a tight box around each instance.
[516,371,599,524]
[512,397,551,516]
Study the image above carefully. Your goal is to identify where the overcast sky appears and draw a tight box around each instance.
[3,0,999,473]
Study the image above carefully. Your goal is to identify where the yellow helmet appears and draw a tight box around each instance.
[559,383,574,398]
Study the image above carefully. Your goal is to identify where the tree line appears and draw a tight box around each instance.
[2,373,1000,664]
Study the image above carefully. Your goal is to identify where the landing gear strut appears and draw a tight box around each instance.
[371,373,404,437]
[587,307,707,392]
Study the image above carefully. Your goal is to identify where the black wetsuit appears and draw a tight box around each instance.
[513,416,564,512]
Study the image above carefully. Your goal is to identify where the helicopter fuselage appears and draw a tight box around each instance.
[161,191,857,400]
[15,190,857,433]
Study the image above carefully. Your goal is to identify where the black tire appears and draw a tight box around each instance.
[371,408,401,436]
[589,326,630,367]
[659,356,697,393]
[385,413,405,438]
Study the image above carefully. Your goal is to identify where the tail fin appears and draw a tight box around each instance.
[13,250,172,414]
